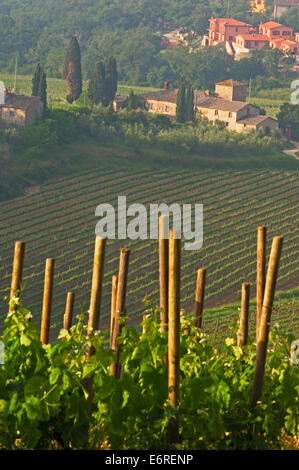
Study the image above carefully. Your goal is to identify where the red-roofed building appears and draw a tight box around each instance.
[208,18,252,45]
[270,38,298,54]
[234,33,269,53]
[259,21,293,39]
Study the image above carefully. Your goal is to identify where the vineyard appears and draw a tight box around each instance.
[0,215,298,450]
[0,168,298,339]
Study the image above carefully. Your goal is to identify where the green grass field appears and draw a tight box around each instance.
[0,73,159,108]
[0,168,298,339]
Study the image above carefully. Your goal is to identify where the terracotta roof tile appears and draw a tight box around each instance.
[138,89,178,103]
[236,33,269,41]
[210,18,252,27]
[237,115,277,125]
[197,96,248,112]
[260,21,292,30]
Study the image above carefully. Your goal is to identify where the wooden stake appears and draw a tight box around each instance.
[168,229,180,443]
[237,283,250,349]
[110,275,118,346]
[40,258,55,345]
[159,215,169,332]
[63,292,75,331]
[110,248,130,379]
[87,237,106,335]
[194,268,206,328]
[256,226,266,343]
[250,236,283,407]
[9,241,25,312]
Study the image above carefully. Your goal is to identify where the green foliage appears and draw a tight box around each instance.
[0,0,282,87]
[277,102,299,140]
[0,299,298,449]
[278,7,299,31]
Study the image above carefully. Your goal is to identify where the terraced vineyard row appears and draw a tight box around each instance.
[0,169,298,338]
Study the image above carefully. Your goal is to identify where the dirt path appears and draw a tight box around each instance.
[283,140,299,161]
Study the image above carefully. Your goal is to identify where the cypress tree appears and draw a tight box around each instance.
[38,70,47,115]
[63,36,82,103]
[107,56,118,103]
[102,56,118,106]
[88,61,106,105]
[186,85,194,122]
[32,63,42,96]
[176,81,186,123]
[127,91,139,110]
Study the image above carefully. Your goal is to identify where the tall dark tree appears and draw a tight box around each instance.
[186,85,194,122]
[127,91,139,110]
[104,56,118,105]
[38,70,47,115]
[63,37,82,104]
[88,61,106,105]
[176,81,186,123]
[32,63,42,96]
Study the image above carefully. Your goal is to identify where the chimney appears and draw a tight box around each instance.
[163,80,170,90]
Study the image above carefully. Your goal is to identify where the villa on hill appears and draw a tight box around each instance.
[0,88,43,127]
[205,17,299,57]
[131,79,278,134]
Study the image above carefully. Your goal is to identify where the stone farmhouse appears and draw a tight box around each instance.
[0,88,43,127]
[136,79,278,134]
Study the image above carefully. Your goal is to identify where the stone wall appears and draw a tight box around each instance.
[25,101,44,126]
[0,107,26,126]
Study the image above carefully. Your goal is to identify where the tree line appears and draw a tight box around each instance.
[32,37,119,109]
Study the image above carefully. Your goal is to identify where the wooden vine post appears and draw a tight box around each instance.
[256,226,266,343]
[110,248,130,379]
[237,283,250,349]
[159,215,169,333]
[194,268,206,328]
[40,258,55,345]
[250,236,283,407]
[9,241,25,312]
[110,275,118,345]
[168,229,181,443]
[63,292,75,332]
[84,236,106,432]
[87,237,106,334]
